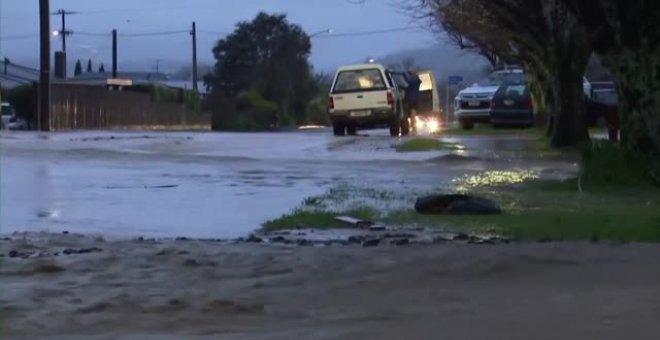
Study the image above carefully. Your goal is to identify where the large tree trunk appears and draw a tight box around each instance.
[604,48,660,155]
[549,69,590,147]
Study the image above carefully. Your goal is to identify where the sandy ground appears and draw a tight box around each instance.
[2,233,660,340]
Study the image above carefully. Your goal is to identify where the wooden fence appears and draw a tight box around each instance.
[48,84,209,131]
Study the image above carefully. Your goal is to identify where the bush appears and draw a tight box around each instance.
[305,95,330,126]
[581,140,660,188]
[206,90,279,131]
[129,84,201,114]
[236,90,278,129]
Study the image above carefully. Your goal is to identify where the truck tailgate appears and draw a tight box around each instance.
[331,91,390,112]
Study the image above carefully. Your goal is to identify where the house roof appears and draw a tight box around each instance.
[0,60,39,89]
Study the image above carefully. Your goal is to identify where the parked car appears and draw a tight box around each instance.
[490,83,534,128]
[1,102,29,131]
[328,63,408,136]
[586,81,619,141]
[454,67,525,130]
[2,102,15,130]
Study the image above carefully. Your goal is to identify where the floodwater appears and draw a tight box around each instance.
[1,129,577,239]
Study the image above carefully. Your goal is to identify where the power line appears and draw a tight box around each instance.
[120,30,190,37]
[76,5,196,15]
[74,30,190,38]
[314,27,417,38]
[75,32,112,37]
[198,30,230,36]
[1,34,40,41]
[1,25,420,44]
[196,26,418,39]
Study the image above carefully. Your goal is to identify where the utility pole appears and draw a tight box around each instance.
[39,0,51,131]
[52,9,75,52]
[112,29,118,78]
[191,22,198,92]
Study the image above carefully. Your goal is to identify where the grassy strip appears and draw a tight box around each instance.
[400,181,660,242]
[263,207,378,231]
[263,180,660,243]
[384,206,660,243]
[396,138,462,152]
[441,125,607,137]
[441,125,544,136]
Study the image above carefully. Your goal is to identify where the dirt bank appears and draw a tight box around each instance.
[2,233,660,339]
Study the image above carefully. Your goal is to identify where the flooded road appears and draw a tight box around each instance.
[1,129,577,238]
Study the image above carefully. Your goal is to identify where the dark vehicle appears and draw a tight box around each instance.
[489,84,534,128]
[587,81,619,141]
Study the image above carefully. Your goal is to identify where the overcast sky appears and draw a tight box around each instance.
[1,0,437,71]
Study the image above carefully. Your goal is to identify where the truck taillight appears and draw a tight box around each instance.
[526,96,533,110]
[387,92,394,106]
[328,96,334,110]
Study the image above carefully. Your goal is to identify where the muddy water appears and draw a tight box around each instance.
[2,233,660,340]
[1,129,577,238]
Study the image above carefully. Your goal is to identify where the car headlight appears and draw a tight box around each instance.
[428,119,440,132]
[415,119,425,130]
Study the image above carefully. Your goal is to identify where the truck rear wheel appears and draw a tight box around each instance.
[333,122,346,136]
[347,124,358,136]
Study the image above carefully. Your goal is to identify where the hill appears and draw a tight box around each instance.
[379,43,491,86]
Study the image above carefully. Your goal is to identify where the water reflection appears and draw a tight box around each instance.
[452,170,539,189]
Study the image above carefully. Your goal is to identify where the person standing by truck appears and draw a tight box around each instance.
[403,69,422,124]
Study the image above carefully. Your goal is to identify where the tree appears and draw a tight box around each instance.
[412,0,592,147]
[205,12,314,128]
[74,60,83,76]
[306,72,334,125]
[558,0,660,155]
[86,59,93,73]
[99,64,106,73]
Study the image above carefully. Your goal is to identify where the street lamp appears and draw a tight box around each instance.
[310,29,333,38]
[52,30,60,36]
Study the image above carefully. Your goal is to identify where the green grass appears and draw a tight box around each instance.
[263,207,379,231]
[441,125,544,136]
[384,206,660,243]
[580,140,660,189]
[263,180,660,243]
[386,180,660,242]
[396,138,461,152]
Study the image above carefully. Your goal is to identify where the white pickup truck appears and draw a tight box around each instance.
[327,63,409,137]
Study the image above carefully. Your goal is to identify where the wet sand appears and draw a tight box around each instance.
[2,233,660,339]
